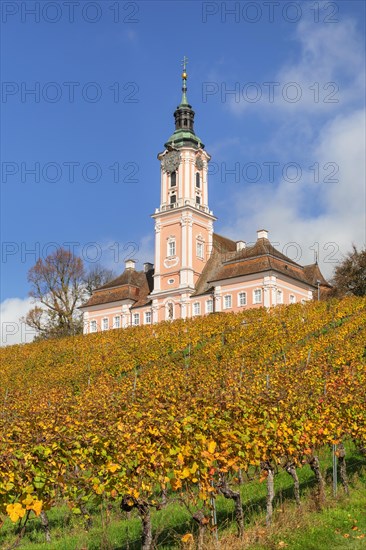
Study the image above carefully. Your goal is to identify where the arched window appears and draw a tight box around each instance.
[196,172,200,188]
[170,171,176,187]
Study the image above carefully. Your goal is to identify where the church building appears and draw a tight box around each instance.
[80,63,330,333]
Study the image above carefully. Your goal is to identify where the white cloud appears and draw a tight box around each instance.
[0,297,36,347]
[215,15,365,280]
[219,107,366,278]
[227,16,365,116]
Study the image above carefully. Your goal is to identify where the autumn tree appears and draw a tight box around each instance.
[23,247,86,340]
[331,245,366,297]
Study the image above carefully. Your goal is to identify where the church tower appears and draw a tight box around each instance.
[151,58,216,321]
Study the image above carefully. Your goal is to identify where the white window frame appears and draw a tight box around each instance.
[113,315,121,328]
[196,240,204,259]
[238,292,247,307]
[277,290,283,304]
[102,317,109,331]
[167,239,176,257]
[223,295,232,309]
[206,299,213,314]
[132,313,140,326]
[253,289,262,304]
[193,302,200,316]
[144,311,152,324]
[289,294,296,304]
[90,320,97,333]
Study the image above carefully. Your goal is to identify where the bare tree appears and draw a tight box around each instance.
[83,264,116,297]
[23,248,85,340]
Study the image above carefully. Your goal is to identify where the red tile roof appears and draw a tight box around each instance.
[80,268,154,309]
[194,237,330,295]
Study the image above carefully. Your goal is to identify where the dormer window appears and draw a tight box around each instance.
[196,172,200,188]
[170,171,176,187]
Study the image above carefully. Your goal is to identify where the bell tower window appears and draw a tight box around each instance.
[196,195,201,205]
[195,172,200,188]
[196,240,204,259]
[170,171,176,187]
[167,238,176,257]
[170,194,176,205]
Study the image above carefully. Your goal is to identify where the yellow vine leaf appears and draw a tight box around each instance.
[107,463,120,473]
[208,440,216,454]
[6,503,26,523]
[31,500,43,516]
[181,533,194,543]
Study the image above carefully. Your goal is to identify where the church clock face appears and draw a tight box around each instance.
[162,151,181,173]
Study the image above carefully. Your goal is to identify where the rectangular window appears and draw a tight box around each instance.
[113,315,121,328]
[168,240,176,257]
[224,295,232,309]
[145,311,152,324]
[132,313,140,326]
[102,318,109,331]
[170,172,176,187]
[289,294,296,304]
[196,241,204,259]
[277,290,283,304]
[90,320,97,333]
[254,289,262,304]
[170,194,176,205]
[193,302,200,316]
[195,195,201,205]
[238,292,247,307]
[206,299,213,313]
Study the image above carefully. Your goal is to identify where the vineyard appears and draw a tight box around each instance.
[1,297,366,549]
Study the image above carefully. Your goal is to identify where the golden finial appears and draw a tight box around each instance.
[181,55,188,79]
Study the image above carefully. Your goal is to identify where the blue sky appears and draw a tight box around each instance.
[1,0,365,344]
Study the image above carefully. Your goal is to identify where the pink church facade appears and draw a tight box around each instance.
[80,68,330,333]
